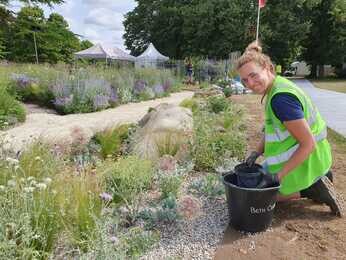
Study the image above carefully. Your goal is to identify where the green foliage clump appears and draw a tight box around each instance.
[159,175,182,199]
[207,96,230,114]
[102,156,154,205]
[138,195,180,229]
[223,87,232,97]
[189,173,224,198]
[0,86,26,129]
[192,103,246,171]
[94,124,132,159]
[179,98,199,113]
[121,227,160,258]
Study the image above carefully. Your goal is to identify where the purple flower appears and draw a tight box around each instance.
[11,73,38,90]
[100,192,113,202]
[54,95,73,107]
[153,84,165,95]
[163,80,172,92]
[109,86,118,104]
[133,80,147,94]
[93,95,110,111]
[49,83,71,97]
[110,236,119,244]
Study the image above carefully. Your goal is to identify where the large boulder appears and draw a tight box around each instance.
[131,103,193,162]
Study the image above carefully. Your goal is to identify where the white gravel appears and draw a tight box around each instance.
[141,197,228,260]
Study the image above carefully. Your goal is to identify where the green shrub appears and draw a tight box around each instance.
[0,87,26,129]
[155,131,187,158]
[102,156,154,205]
[179,98,199,113]
[207,96,230,113]
[56,171,103,250]
[138,195,180,228]
[19,142,62,180]
[94,124,132,159]
[189,173,224,198]
[0,148,62,258]
[159,175,182,199]
[223,87,232,97]
[121,227,160,258]
[192,108,246,171]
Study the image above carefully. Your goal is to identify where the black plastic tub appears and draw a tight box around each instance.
[234,163,264,188]
[223,172,281,233]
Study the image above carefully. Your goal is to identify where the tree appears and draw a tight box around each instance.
[42,13,80,63]
[301,0,346,77]
[10,6,45,62]
[80,40,93,50]
[123,0,258,59]
[260,0,315,68]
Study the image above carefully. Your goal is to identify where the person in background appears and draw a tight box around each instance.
[184,57,193,84]
[236,41,343,217]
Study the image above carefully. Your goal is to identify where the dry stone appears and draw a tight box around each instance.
[131,103,193,162]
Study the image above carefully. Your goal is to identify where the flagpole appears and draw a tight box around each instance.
[256,2,261,43]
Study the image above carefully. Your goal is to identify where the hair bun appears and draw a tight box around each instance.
[245,41,262,53]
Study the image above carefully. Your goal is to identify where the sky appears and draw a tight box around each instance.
[9,0,137,52]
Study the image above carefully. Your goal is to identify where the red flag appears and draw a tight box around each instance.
[259,0,266,8]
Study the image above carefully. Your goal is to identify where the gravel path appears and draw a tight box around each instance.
[1,91,194,153]
[141,197,228,260]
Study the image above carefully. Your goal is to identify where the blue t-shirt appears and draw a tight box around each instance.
[271,93,304,122]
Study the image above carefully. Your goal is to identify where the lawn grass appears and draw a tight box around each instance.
[311,79,346,93]
[328,127,346,154]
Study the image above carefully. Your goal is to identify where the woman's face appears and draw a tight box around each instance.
[238,61,274,94]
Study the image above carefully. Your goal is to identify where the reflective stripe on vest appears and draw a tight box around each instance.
[266,127,327,166]
[265,105,318,142]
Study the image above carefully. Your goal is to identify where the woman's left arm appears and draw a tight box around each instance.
[276,118,316,181]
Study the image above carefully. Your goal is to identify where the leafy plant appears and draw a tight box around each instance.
[101,156,154,225]
[121,226,160,258]
[138,195,181,228]
[189,174,224,198]
[207,96,230,114]
[0,86,26,129]
[192,106,246,171]
[94,124,132,159]
[159,174,182,199]
[179,98,199,114]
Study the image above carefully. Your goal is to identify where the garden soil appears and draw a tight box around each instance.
[214,94,346,260]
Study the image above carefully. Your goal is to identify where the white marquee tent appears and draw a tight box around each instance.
[74,44,135,62]
[135,43,169,68]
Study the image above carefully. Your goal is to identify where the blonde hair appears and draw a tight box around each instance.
[236,41,274,72]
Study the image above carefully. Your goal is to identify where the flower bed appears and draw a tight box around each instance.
[0,93,245,259]
[3,64,183,116]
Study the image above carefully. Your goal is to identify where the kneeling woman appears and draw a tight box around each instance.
[236,41,343,217]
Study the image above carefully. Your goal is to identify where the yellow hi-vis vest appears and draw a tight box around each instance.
[264,76,332,195]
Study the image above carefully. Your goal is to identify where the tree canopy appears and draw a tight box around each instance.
[0,5,87,63]
[124,0,346,76]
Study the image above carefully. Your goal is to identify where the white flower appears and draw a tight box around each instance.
[32,234,40,239]
[7,180,16,187]
[34,156,43,162]
[43,177,52,184]
[36,183,47,190]
[6,157,19,165]
[30,180,37,186]
[24,187,35,193]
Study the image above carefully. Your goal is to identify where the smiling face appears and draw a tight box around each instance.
[238,61,275,95]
